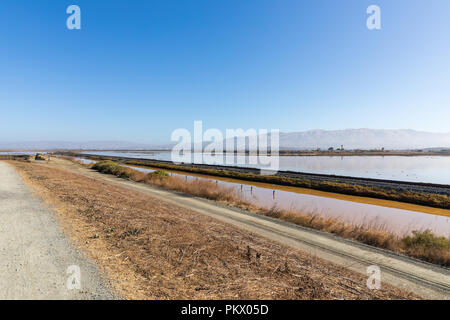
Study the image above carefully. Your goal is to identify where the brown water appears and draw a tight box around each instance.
[125,165,450,237]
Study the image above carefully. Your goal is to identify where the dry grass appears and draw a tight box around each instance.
[91,160,450,267]
[261,207,450,266]
[93,160,247,205]
[9,160,420,300]
[143,173,245,203]
[114,159,450,209]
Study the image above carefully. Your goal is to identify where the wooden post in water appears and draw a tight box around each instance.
[250,186,253,195]
[273,190,275,199]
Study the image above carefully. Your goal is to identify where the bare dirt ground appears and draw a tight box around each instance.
[0,161,115,299]
[7,159,420,299]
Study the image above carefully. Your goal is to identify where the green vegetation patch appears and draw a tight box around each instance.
[402,230,450,250]
[92,160,135,179]
[147,170,169,179]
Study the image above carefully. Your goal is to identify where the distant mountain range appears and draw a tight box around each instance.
[0,141,164,150]
[1,129,450,150]
[277,129,450,150]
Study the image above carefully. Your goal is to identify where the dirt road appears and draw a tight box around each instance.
[0,162,115,299]
[51,159,450,300]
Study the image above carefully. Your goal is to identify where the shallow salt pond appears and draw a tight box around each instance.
[125,164,450,237]
[84,151,450,185]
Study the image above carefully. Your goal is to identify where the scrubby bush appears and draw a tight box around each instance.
[402,230,450,250]
[147,170,169,180]
[92,161,136,179]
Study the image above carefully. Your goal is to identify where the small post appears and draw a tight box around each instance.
[273,190,275,199]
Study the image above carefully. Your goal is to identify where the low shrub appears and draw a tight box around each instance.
[402,230,450,250]
[92,161,137,179]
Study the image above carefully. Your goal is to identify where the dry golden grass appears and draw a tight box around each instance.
[90,160,450,267]
[115,159,450,209]
[9,160,419,300]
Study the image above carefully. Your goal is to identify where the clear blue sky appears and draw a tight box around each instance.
[1,0,449,143]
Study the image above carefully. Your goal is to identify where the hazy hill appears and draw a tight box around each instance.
[278,129,450,150]
[1,129,450,150]
[0,141,162,150]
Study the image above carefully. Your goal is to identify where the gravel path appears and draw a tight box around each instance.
[0,162,115,300]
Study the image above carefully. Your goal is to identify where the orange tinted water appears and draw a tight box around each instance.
[126,164,450,236]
